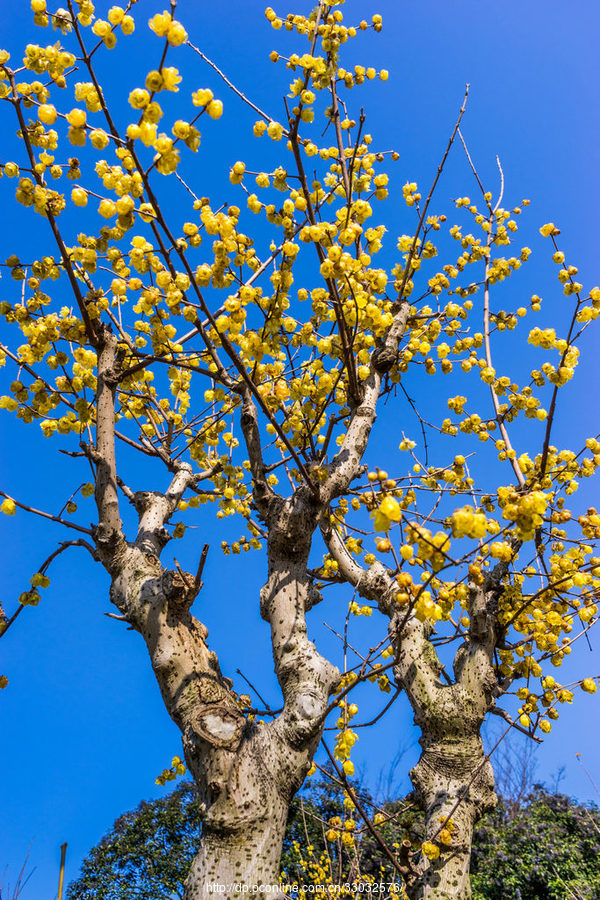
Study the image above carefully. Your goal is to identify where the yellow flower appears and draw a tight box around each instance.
[267,121,284,140]
[540,222,560,237]
[167,20,188,46]
[107,6,124,25]
[90,129,109,150]
[148,11,171,37]
[121,15,135,35]
[206,99,223,119]
[1,498,16,515]
[452,506,488,540]
[192,87,213,107]
[71,187,88,207]
[66,108,86,128]
[421,841,440,860]
[38,104,57,125]
[98,199,116,218]
[379,495,402,522]
[161,67,182,92]
[30,572,50,588]
[129,88,150,109]
[229,161,245,184]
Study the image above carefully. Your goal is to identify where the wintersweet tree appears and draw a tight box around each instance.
[0,2,599,899]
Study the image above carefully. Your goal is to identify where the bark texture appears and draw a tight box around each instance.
[89,289,412,896]
[324,529,501,900]
[90,335,341,898]
[96,492,338,896]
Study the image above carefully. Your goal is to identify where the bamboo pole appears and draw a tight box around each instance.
[57,843,67,900]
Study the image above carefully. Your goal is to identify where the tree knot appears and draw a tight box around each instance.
[372,344,398,374]
[162,566,197,613]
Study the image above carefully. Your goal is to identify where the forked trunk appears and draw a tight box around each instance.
[181,714,312,899]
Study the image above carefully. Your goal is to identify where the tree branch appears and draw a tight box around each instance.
[94,328,123,550]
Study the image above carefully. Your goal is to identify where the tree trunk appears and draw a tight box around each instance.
[184,808,288,899]
[179,487,338,900]
[407,736,496,900]
[183,717,313,899]
[323,508,505,900]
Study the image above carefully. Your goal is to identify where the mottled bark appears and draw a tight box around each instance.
[89,283,411,896]
[93,327,123,546]
[324,301,410,501]
[260,488,339,748]
[89,351,341,898]
[324,528,500,900]
[408,733,495,900]
[184,718,312,897]
[101,486,337,898]
[401,615,496,900]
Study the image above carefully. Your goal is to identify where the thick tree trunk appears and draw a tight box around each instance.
[321,538,503,900]
[91,342,343,900]
[176,487,336,900]
[184,803,289,898]
[407,737,496,900]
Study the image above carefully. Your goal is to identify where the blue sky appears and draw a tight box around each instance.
[1,0,600,897]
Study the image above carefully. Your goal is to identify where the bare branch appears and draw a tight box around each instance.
[1,540,97,639]
[0,490,93,536]
[94,329,123,548]
[186,42,277,126]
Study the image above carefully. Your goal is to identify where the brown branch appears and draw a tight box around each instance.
[321,740,414,879]
[1,540,97,639]
[94,329,122,540]
[7,72,98,346]
[396,84,470,304]
[539,234,586,479]
[194,543,209,594]
[0,490,93,536]
[490,706,542,743]
[284,99,361,409]
[186,42,276,125]
[482,226,526,487]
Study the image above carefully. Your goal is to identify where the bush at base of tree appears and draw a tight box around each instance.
[67,778,600,900]
[471,787,600,900]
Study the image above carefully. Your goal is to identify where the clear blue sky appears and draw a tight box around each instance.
[1,0,600,897]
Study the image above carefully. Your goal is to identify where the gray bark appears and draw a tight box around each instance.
[90,338,340,898]
[409,734,495,900]
[324,528,500,900]
[100,494,337,899]
[88,283,413,895]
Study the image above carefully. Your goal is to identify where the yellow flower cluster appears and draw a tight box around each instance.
[451,505,488,540]
[155,755,187,786]
[498,488,548,540]
[149,12,187,46]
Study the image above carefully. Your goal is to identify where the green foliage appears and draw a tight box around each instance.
[66,782,201,900]
[67,779,600,900]
[471,787,600,900]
